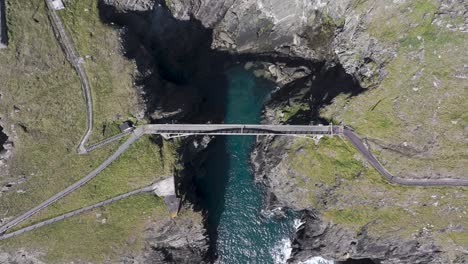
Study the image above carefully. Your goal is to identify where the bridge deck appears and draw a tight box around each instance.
[143,124,341,135]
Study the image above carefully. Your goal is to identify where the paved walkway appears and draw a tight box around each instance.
[44,0,94,154]
[151,176,180,217]
[144,124,336,137]
[0,128,145,234]
[0,184,154,241]
[0,177,178,241]
[343,129,468,187]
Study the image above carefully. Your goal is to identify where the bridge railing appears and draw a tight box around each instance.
[84,130,133,153]
[143,124,341,136]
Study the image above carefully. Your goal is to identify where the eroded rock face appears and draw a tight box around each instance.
[138,209,208,263]
[251,132,457,263]
[102,0,155,11]
[0,122,14,195]
[167,0,391,88]
[100,0,391,262]
[291,211,442,264]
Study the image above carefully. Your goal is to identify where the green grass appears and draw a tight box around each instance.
[289,137,363,186]
[280,133,468,246]
[367,0,439,43]
[257,18,274,36]
[0,1,178,262]
[57,0,141,144]
[2,194,169,263]
[320,0,468,178]
[441,232,468,247]
[283,135,467,248]
[323,206,406,231]
[272,0,466,257]
[276,102,310,122]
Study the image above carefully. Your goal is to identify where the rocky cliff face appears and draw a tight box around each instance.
[167,0,391,88]
[134,207,208,263]
[251,131,465,263]
[0,121,18,200]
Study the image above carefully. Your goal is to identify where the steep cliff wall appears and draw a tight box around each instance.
[158,0,467,262]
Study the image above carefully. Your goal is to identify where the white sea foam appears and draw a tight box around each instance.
[270,237,333,264]
[298,256,334,264]
[261,207,286,218]
[271,238,293,264]
[294,218,305,230]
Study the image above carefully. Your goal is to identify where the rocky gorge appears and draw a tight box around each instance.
[99,0,467,263]
[0,0,466,262]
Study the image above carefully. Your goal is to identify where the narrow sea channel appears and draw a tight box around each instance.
[195,65,297,263]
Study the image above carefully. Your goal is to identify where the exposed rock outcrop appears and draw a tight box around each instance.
[251,127,463,263]
[167,0,392,88]
[290,211,444,264]
[0,249,45,264]
[0,121,15,197]
[103,0,155,11]
[0,0,7,48]
[137,208,208,263]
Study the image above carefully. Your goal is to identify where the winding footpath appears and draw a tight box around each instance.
[44,0,94,154]
[343,129,468,187]
[0,128,145,234]
[0,1,145,236]
[0,184,154,241]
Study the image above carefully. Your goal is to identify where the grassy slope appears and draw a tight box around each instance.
[323,0,467,178]
[58,0,142,143]
[285,0,467,257]
[0,0,176,262]
[287,137,467,254]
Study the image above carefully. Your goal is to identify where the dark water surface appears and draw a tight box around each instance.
[195,66,297,263]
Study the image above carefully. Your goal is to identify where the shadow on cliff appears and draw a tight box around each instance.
[98,2,231,259]
[268,64,364,125]
[98,2,229,124]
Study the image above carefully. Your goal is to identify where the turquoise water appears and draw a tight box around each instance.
[196,66,297,263]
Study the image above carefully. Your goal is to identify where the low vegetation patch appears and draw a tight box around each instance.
[286,136,467,251]
[276,102,310,123]
[58,0,142,143]
[289,137,363,186]
[321,0,467,178]
[2,194,169,263]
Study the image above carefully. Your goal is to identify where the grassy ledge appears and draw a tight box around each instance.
[285,135,467,255]
[322,0,467,178]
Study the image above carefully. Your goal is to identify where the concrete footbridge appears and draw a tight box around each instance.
[142,124,342,139]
